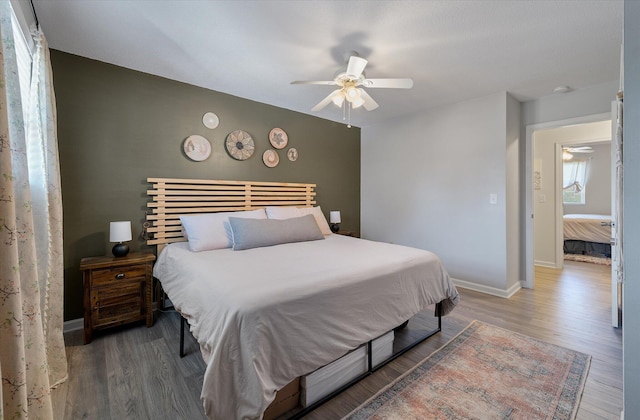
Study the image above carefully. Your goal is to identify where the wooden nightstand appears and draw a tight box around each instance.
[80,252,156,344]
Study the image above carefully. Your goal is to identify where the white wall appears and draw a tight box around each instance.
[522,81,619,126]
[532,132,559,266]
[623,0,640,414]
[362,92,520,296]
[532,121,611,267]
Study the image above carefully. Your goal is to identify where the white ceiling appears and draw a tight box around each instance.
[32,0,623,128]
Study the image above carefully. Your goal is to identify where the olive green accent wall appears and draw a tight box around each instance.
[51,50,361,321]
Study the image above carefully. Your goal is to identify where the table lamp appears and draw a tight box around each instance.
[110,221,132,257]
[329,211,341,233]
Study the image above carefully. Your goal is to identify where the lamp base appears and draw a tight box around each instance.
[112,243,130,257]
[330,223,340,233]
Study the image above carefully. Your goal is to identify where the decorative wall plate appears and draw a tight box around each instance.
[287,147,298,162]
[183,135,211,161]
[269,127,288,149]
[202,112,219,129]
[226,130,255,160]
[263,149,279,168]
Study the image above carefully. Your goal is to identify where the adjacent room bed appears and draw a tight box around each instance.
[146,178,459,420]
[563,213,612,257]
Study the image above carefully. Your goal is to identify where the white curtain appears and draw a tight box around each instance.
[0,3,67,418]
[562,159,588,192]
[28,26,68,388]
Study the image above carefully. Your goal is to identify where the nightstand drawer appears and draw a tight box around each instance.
[92,264,147,286]
[91,281,145,327]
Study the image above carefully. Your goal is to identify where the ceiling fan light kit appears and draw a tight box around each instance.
[292,53,413,127]
[331,92,345,107]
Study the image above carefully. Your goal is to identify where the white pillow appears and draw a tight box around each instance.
[179,209,267,252]
[265,206,332,235]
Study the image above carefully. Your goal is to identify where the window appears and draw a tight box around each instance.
[563,159,588,204]
[11,4,32,119]
[11,4,45,193]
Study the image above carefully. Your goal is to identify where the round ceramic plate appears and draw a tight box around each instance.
[287,147,298,162]
[202,112,219,129]
[183,135,211,161]
[263,149,279,168]
[225,130,255,160]
[269,127,288,149]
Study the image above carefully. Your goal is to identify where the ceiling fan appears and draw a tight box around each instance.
[562,146,593,161]
[291,53,414,115]
[563,146,594,153]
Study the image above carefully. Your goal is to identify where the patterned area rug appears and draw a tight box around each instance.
[345,321,591,420]
[564,253,612,266]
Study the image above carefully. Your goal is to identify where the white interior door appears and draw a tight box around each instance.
[611,100,623,328]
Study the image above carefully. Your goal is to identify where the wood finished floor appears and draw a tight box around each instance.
[52,260,622,419]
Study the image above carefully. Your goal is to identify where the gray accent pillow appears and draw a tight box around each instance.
[229,214,325,250]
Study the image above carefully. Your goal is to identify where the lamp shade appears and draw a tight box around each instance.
[332,92,345,107]
[109,221,132,243]
[329,211,341,224]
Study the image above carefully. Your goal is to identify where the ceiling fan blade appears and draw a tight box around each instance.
[363,78,414,89]
[358,89,379,111]
[346,56,368,80]
[311,89,343,111]
[291,80,337,85]
[564,146,594,153]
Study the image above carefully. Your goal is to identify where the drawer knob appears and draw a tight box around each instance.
[115,273,125,280]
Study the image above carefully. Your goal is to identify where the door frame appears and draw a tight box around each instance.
[524,112,612,288]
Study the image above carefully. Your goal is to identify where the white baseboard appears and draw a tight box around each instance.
[534,259,559,269]
[452,277,522,298]
[63,318,83,333]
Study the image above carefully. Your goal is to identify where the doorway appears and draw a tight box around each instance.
[524,113,612,287]
[531,121,611,270]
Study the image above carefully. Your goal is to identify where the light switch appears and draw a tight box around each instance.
[489,193,497,204]
[539,194,546,203]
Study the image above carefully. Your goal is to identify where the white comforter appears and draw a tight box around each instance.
[563,214,611,244]
[153,234,458,419]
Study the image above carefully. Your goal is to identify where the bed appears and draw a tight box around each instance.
[146,178,459,419]
[563,214,612,257]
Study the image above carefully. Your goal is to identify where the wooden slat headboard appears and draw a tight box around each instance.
[146,177,316,251]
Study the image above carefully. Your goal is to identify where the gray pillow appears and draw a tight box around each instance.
[229,214,324,250]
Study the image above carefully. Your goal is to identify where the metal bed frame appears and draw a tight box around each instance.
[168,299,443,419]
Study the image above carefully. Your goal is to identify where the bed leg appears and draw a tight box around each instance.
[155,278,165,311]
[436,301,442,331]
[180,315,186,358]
